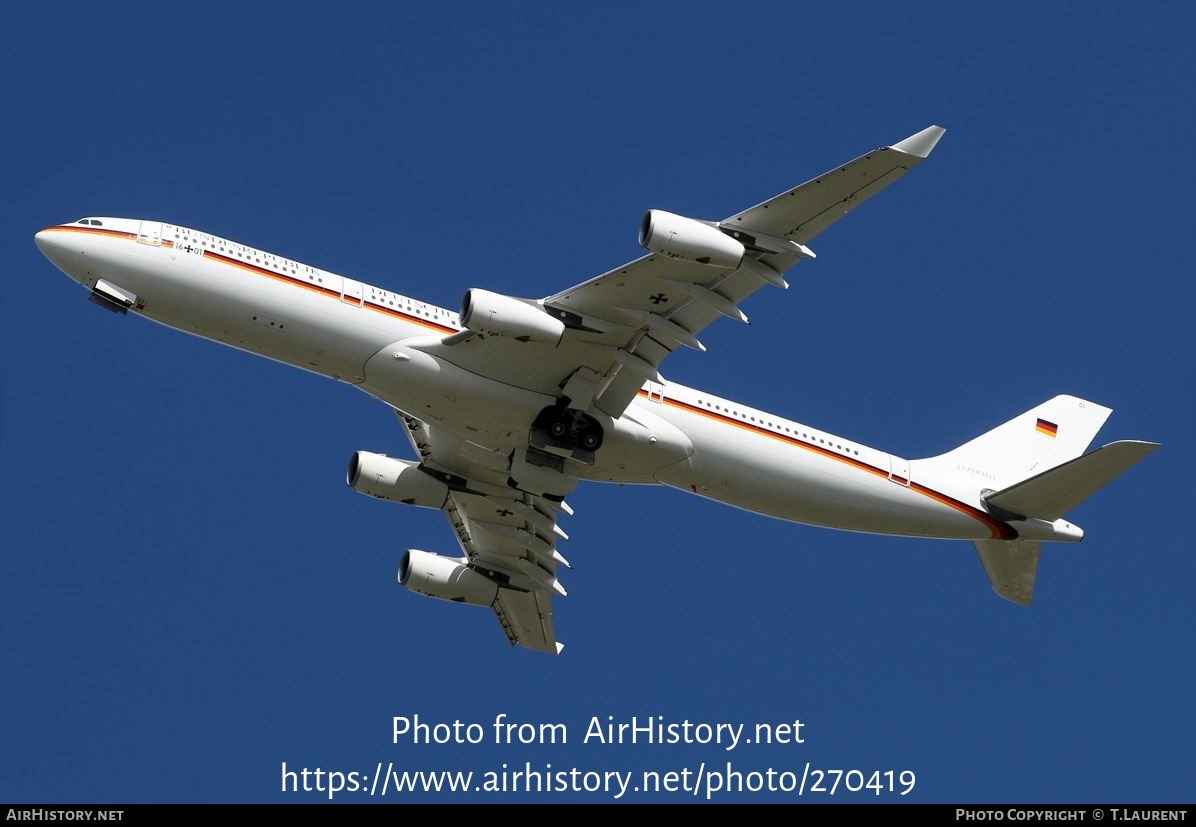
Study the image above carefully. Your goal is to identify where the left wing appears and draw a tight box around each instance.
[414,125,945,419]
[400,412,571,654]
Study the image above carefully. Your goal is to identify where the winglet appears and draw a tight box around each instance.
[892,125,946,159]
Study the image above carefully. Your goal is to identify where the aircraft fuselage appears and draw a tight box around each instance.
[34,217,1074,546]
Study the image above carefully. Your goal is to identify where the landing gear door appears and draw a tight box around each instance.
[889,455,910,487]
[137,221,162,246]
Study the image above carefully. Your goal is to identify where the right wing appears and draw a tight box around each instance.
[718,124,947,243]
[400,412,570,654]
[417,125,947,420]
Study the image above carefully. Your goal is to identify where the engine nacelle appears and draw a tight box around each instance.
[459,288,565,344]
[638,210,745,269]
[399,549,499,606]
[346,452,448,508]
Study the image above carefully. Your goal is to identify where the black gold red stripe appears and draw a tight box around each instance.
[203,249,342,299]
[361,299,456,333]
[46,224,457,335]
[640,389,1014,539]
[199,250,456,334]
[43,225,137,242]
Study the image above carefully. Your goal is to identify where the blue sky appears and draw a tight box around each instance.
[3,2,1192,804]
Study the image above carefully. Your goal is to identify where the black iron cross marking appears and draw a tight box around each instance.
[496,508,514,517]
[649,292,669,305]
[182,244,197,254]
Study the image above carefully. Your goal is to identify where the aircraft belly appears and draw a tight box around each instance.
[583,402,694,483]
[63,233,168,296]
[356,354,696,484]
[80,241,402,381]
[657,409,987,539]
[178,257,405,380]
[360,343,554,452]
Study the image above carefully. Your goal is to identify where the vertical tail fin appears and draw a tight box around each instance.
[919,395,1113,490]
[924,396,1158,607]
[973,538,1041,606]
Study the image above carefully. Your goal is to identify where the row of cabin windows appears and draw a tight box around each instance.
[693,398,859,456]
[172,227,454,322]
[173,228,327,284]
[366,288,455,321]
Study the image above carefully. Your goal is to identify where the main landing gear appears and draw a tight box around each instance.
[530,399,604,459]
[509,399,603,499]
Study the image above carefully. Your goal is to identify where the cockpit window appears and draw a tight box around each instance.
[76,218,103,226]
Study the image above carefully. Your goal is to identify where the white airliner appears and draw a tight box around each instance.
[34,125,1156,654]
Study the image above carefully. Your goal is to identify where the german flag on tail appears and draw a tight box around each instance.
[1036,418,1058,438]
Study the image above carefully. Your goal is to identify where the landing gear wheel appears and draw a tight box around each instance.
[531,403,605,455]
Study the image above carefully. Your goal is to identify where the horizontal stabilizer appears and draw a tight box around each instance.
[985,440,1159,521]
[973,538,1042,606]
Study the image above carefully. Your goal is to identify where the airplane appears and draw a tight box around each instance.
[33,125,1157,654]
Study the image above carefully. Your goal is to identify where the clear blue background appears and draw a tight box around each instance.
[3,1,1191,804]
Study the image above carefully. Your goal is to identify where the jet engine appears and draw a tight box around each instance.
[399,550,499,606]
[459,288,565,344]
[638,210,745,269]
[346,452,448,508]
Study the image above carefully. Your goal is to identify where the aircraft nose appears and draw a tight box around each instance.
[34,228,56,255]
[34,226,82,279]
[34,227,74,261]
